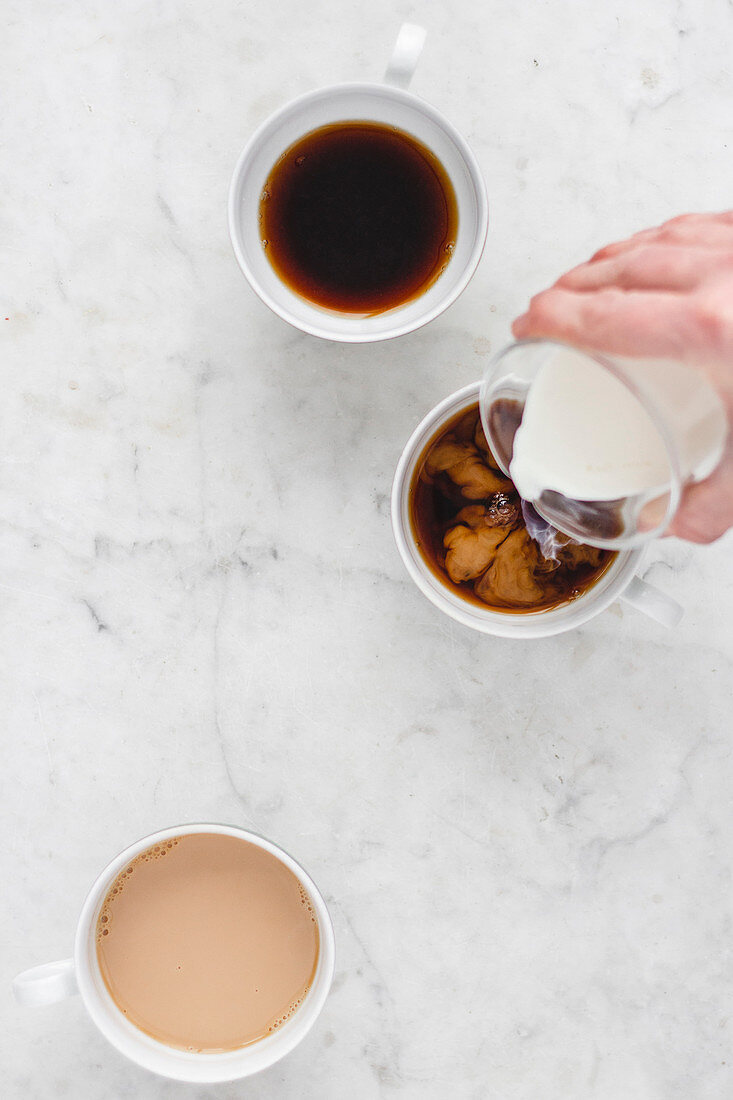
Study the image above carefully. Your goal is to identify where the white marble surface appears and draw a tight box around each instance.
[3,1,733,1097]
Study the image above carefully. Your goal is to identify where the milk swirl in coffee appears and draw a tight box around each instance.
[409,403,615,612]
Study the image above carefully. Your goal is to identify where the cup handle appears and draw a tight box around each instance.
[384,23,427,89]
[620,575,684,629]
[13,959,78,1007]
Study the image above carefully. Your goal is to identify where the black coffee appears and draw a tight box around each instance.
[259,122,458,313]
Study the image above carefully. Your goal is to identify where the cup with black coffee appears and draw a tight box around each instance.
[229,24,488,341]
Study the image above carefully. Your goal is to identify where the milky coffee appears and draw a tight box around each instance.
[96,833,319,1053]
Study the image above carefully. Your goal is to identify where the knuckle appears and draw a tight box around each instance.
[663,213,700,229]
[621,243,673,281]
[691,299,725,351]
[629,243,663,264]
[657,225,678,242]
[629,227,658,245]
[591,244,618,261]
[616,246,655,279]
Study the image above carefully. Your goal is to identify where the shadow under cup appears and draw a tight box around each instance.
[228,83,488,341]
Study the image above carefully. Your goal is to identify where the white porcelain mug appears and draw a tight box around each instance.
[391,383,684,638]
[228,24,488,342]
[13,823,335,1083]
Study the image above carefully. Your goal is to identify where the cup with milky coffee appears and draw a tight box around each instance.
[12,824,335,1082]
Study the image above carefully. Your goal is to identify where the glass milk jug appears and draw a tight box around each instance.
[480,339,728,549]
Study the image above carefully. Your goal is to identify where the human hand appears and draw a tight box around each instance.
[512,211,733,543]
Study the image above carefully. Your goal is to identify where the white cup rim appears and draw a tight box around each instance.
[73,823,335,1083]
[228,81,488,342]
[391,382,644,638]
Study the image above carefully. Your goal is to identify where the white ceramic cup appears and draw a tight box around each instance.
[228,24,488,342]
[391,382,685,638]
[13,823,335,1083]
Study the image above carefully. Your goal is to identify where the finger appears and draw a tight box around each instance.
[590,228,660,262]
[589,214,733,262]
[557,245,723,293]
[666,446,733,544]
[592,218,733,263]
[511,286,702,359]
[661,211,733,232]
[657,219,733,249]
